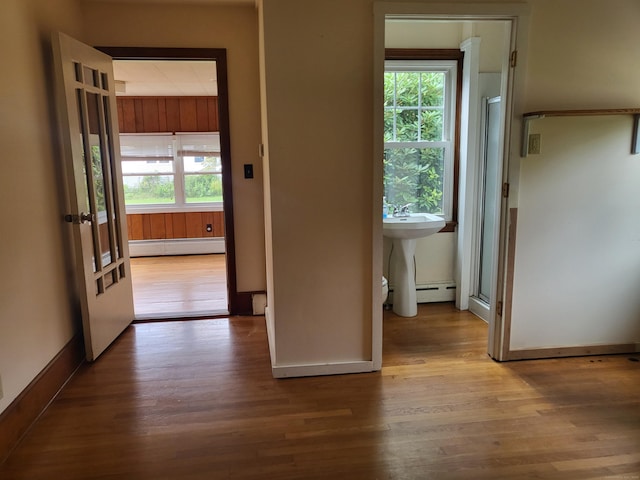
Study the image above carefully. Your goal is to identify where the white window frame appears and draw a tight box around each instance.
[384,59,457,221]
[120,132,223,214]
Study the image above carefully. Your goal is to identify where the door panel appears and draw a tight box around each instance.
[53,32,134,360]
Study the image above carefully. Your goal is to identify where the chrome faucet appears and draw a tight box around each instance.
[393,204,412,217]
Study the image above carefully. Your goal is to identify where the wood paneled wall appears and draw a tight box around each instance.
[127,212,224,240]
[116,97,219,133]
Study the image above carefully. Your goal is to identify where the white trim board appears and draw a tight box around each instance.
[468,296,490,323]
[128,238,225,257]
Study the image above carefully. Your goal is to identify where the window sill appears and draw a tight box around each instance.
[440,221,457,233]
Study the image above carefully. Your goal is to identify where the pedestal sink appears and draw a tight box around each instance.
[384,213,446,317]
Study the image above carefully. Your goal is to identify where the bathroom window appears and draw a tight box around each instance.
[120,133,222,211]
[384,60,457,221]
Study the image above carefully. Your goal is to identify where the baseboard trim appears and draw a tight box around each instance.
[0,334,84,463]
[234,291,266,316]
[129,238,225,257]
[506,343,640,361]
[272,361,375,379]
[386,282,456,306]
[468,297,490,323]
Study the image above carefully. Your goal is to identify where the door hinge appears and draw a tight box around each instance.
[510,50,518,68]
[496,301,503,316]
[502,182,510,198]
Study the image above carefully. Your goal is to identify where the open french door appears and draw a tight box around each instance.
[52,32,134,361]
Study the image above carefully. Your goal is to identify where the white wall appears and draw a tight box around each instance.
[0,0,84,413]
[511,116,640,349]
[385,20,506,72]
[524,0,640,111]
[81,1,265,293]
[509,0,640,352]
[260,0,374,372]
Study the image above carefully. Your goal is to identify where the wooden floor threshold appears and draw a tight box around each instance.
[133,310,233,323]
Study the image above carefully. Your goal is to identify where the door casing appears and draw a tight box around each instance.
[96,47,241,315]
[372,2,531,367]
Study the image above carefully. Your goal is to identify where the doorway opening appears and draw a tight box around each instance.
[375,9,524,365]
[99,47,239,319]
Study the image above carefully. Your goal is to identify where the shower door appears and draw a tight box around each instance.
[470,97,502,322]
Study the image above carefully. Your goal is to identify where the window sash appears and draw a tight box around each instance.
[120,132,222,211]
[383,60,457,221]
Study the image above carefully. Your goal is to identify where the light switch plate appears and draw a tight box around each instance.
[528,133,541,154]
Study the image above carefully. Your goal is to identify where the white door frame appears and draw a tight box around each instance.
[372,2,531,368]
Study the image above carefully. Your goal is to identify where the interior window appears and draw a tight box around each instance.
[384,60,457,221]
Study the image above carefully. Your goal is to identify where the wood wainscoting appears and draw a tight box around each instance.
[126,211,224,240]
[116,96,218,134]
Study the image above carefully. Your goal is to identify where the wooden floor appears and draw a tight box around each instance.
[2,304,639,479]
[130,254,228,319]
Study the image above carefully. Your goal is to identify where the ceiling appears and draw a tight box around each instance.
[112,60,217,96]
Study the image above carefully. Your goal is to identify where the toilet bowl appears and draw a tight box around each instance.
[382,276,389,304]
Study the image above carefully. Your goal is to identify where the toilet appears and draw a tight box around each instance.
[382,276,389,304]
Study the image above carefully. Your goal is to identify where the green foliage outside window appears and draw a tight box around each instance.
[124,176,175,204]
[185,174,223,203]
[184,155,223,203]
[384,71,447,215]
[91,145,107,212]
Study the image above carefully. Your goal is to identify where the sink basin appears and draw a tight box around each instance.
[383,213,446,317]
[383,213,445,239]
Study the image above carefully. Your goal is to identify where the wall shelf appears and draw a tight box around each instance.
[521,108,640,157]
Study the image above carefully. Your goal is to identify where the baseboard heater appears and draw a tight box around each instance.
[387,281,456,304]
[129,238,225,257]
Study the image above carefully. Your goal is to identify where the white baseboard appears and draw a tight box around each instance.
[386,281,456,305]
[129,238,225,257]
[252,293,267,315]
[468,296,490,322]
[272,361,375,378]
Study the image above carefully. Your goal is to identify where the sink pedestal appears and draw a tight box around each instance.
[383,212,446,318]
[390,238,418,317]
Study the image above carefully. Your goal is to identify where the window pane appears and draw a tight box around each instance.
[384,147,445,215]
[184,174,223,203]
[420,109,444,141]
[184,155,222,173]
[121,159,174,175]
[384,109,395,142]
[123,175,175,205]
[383,72,396,107]
[395,72,419,107]
[395,109,419,142]
[420,72,445,107]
